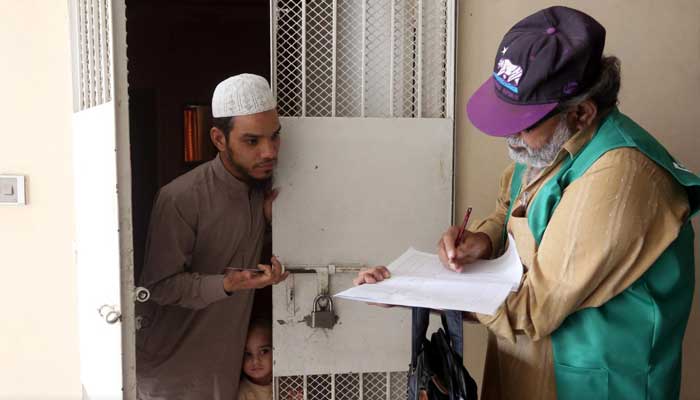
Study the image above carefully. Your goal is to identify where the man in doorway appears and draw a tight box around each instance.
[355,6,700,400]
[136,73,289,400]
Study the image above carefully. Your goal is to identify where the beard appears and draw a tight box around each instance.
[223,148,274,191]
[506,116,574,168]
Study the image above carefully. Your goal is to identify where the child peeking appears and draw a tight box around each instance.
[238,318,273,400]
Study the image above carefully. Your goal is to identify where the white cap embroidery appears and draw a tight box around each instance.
[211,73,276,118]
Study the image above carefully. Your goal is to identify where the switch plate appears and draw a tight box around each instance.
[0,175,26,205]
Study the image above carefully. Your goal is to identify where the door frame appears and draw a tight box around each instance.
[113,1,136,397]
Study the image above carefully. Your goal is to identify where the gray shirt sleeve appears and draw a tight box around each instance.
[140,188,229,310]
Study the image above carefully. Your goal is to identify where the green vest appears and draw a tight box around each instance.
[506,109,700,399]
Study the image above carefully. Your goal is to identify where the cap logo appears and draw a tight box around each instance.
[563,81,579,95]
[494,58,523,94]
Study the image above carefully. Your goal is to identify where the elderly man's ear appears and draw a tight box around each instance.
[567,99,598,132]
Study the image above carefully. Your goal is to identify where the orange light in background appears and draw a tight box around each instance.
[184,107,197,162]
[184,105,214,162]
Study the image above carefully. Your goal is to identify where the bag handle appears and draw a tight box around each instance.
[411,308,463,368]
[441,311,464,357]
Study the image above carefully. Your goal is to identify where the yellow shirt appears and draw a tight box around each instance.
[471,122,690,400]
[237,377,272,400]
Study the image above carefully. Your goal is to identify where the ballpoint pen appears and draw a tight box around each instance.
[224,267,265,274]
[224,264,286,275]
[454,207,473,247]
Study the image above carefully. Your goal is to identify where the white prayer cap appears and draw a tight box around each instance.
[211,73,276,118]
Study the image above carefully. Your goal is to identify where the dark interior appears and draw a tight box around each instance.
[126,0,272,317]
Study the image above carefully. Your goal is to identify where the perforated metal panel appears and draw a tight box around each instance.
[336,373,360,400]
[276,372,408,400]
[419,0,449,118]
[336,0,364,117]
[75,0,113,111]
[272,0,453,118]
[392,0,419,118]
[389,371,408,400]
[275,0,304,117]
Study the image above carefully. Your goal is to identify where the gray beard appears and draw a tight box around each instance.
[506,117,574,168]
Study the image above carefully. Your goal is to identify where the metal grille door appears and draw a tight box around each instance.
[271,2,455,399]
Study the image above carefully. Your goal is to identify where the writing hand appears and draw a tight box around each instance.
[437,227,492,272]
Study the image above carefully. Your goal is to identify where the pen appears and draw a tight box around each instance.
[224,267,265,275]
[454,207,473,247]
[224,264,287,275]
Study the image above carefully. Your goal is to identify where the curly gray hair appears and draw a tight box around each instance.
[559,56,622,115]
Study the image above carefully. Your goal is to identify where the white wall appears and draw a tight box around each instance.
[456,1,700,398]
[0,1,82,399]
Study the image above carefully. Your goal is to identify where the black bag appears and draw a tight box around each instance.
[408,308,478,400]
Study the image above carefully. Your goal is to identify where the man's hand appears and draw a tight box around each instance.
[437,227,492,272]
[353,267,393,308]
[263,188,279,223]
[223,256,289,293]
[353,266,391,285]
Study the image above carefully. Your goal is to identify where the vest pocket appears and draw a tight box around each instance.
[555,364,609,400]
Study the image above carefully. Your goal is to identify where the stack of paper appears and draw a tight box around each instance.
[335,234,522,315]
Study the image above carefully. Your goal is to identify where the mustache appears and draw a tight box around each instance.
[254,158,278,167]
[505,117,573,168]
[506,135,532,155]
[506,136,523,146]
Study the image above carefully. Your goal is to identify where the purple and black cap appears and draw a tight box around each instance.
[467,6,606,137]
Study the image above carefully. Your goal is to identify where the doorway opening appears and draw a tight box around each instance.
[125,0,273,320]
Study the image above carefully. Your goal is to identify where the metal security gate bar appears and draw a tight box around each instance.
[272,0,454,118]
[276,371,408,400]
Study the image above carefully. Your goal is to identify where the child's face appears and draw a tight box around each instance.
[243,327,273,385]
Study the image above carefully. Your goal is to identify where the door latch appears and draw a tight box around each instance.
[283,263,364,295]
[284,263,363,328]
[98,304,121,324]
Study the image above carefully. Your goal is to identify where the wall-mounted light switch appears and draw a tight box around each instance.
[0,175,26,205]
[1,182,13,195]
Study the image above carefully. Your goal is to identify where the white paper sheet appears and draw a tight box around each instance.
[335,234,523,315]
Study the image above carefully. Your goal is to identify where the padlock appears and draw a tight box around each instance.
[311,294,337,329]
